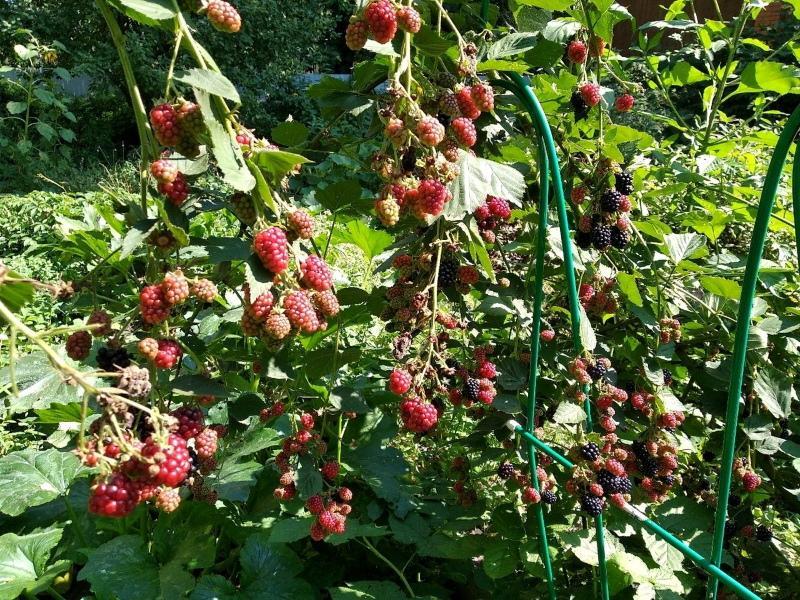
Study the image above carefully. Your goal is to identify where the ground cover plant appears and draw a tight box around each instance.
[1,0,800,598]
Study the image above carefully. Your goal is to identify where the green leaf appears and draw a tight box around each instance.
[190,575,238,600]
[754,366,793,418]
[735,61,800,95]
[251,149,311,182]
[699,276,741,300]
[35,122,56,141]
[413,25,456,56]
[616,272,643,307]
[662,233,704,264]
[271,121,309,146]
[240,534,303,585]
[119,219,158,259]
[35,402,85,424]
[117,0,176,20]
[296,455,323,499]
[491,504,524,540]
[315,179,364,212]
[541,18,582,42]
[175,69,240,103]
[661,62,710,86]
[170,375,227,397]
[6,101,26,115]
[0,269,35,312]
[332,219,393,262]
[329,581,407,599]
[195,90,254,192]
[0,528,68,600]
[79,536,160,600]
[269,517,316,543]
[516,0,572,9]
[483,540,519,579]
[208,459,261,502]
[0,449,85,516]
[578,304,597,351]
[446,152,526,220]
[477,59,529,73]
[553,402,586,424]
[488,33,539,59]
[389,513,431,545]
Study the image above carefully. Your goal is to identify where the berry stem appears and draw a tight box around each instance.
[164,25,184,99]
[359,537,416,597]
[431,0,465,48]
[95,0,158,213]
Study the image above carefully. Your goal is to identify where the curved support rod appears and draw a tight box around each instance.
[493,73,609,600]
[508,424,762,600]
[706,104,800,600]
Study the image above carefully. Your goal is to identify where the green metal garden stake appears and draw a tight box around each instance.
[706,104,800,600]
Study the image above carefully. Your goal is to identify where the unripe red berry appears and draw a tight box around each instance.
[158,172,189,206]
[301,256,334,292]
[396,6,421,33]
[206,0,241,33]
[364,0,398,44]
[66,331,92,360]
[346,19,369,51]
[154,339,182,369]
[287,210,315,239]
[264,312,292,340]
[150,159,178,184]
[417,115,445,147]
[567,40,588,64]
[253,227,289,274]
[579,83,602,107]
[615,93,635,112]
[471,84,495,112]
[388,369,412,395]
[321,461,340,480]
[456,87,480,120]
[140,285,170,325]
[450,117,477,147]
[283,291,320,333]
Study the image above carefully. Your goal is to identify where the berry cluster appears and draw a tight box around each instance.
[579,277,619,316]
[84,400,220,517]
[566,35,635,118]
[149,98,207,160]
[574,168,634,252]
[451,456,477,507]
[138,337,183,369]
[566,444,633,516]
[242,220,339,344]
[659,317,682,344]
[734,458,762,493]
[346,0,421,50]
[270,412,354,540]
[448,345,498,407]
[473,195,512,244]
[138,270,214,326]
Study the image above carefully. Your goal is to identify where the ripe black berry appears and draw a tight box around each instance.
[465,378,480,401]
[600,189,622,213]
[632,440,648,458]
[724,520,737,539]
[729,494,741,507]
[586,362,607,381]
[97,346,131,372]
[580,442,600,461]
[610,227,630,249]
[615,171,634,195]
[638,455,659,477]
[596,469,615,492]
[541,490,557,504]
[614,476,632,494]
[576,230,592,249]
[497,462,514,479]
[755,525,772,542]
[581,493,604,516]
[570,91,589,120]
[663,370,673,386]
[660,474,675,487]
[592,224,612,250]
[438,257,459,287]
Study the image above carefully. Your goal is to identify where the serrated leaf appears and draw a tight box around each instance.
[296,455,323,499]
[662,233,704,264]
[170,375,227,397]
[516,0,572,8]
[488,32,539,59]
[446,153,525,220]
[195,90,254,191]
[699,276,741,300]
[208,460,261,502]
[553,402,586,424]
[271,121,309,146]
[118,218,157,258]
[329,580,407,599]
[616,272,643,307]
[240,534,302,585]
[483,540,518,579]
[79,536,160,600]
[250,149,311,182]
[578,304,596,351]
[0,449,85,516]
[0,528,66,599]
[118,0,175,20]
[754,366,793,418]
[331,219,393,262]
[175,69,240,102]
[6,100,26,115]
[0,269,35,312]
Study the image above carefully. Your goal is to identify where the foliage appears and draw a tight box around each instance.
[1,1,800,599]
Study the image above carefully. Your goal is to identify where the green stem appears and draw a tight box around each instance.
[95,0,157,213]
[360,537,415,597]
[699,4,749,153]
